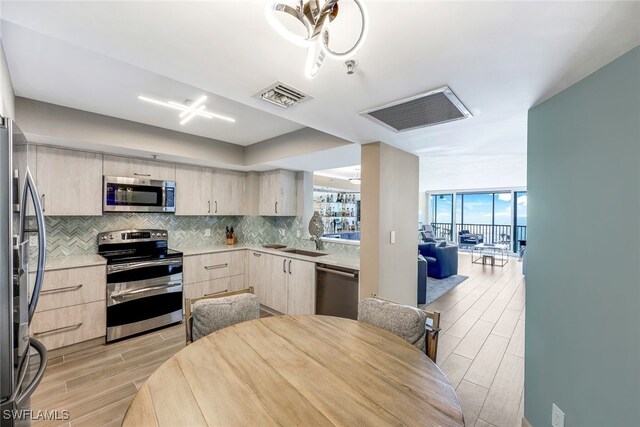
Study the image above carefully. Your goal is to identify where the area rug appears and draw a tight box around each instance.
[421,275,468,307]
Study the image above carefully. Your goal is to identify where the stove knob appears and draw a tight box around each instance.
[109,234,114,240]
[162,233,167,237]
[101,236,106,241]
[151,233,156,237]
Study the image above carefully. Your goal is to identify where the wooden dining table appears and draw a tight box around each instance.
[123,315,464,426]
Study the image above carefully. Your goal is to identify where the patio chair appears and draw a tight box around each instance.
[420,224,446,243]
[458,230,484,246]
[498,233,512,247]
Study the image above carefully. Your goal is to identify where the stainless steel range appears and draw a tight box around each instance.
[98,229,183,342]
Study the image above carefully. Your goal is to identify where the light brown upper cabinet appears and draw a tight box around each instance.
[212,169,246,215]
[259,170,297,216]
[103,155,175,181]
[175,164,214,216]
[36,146,103,216]
[176,165,246,216]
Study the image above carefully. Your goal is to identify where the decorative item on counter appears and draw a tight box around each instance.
[308,211,325,250]
[309,211,324,238]
[225,226,237,245]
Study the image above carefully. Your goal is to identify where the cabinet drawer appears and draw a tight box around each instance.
[30,301,106,350]
[183,251,245,284]
[37,266,106,313]
[184,275,246,300]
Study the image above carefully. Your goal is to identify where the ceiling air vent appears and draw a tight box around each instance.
[256,82,312,109]
[360,86,472,132]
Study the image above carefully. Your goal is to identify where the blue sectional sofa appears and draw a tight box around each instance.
[418,242,459,279]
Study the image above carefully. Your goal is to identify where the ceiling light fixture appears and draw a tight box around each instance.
[348,168,361,185]
[138,95,236,125]
[265,0,368,78]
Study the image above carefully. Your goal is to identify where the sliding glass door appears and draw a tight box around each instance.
[429,194,453,240]
[429,189,526,251]
[514,191,527,252]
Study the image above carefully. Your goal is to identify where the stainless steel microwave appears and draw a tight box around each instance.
[103,176,176,213]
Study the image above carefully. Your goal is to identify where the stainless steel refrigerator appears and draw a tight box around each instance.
[0,117,47,426]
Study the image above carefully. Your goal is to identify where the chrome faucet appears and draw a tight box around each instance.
[311,235,324,251]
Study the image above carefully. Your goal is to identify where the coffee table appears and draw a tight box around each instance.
[472,243,509,267]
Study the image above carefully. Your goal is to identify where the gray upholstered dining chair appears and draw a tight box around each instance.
[357,296,441,362]
[185,287,260,344]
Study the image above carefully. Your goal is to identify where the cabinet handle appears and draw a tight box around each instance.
[283,259,286,273]
[275,201,278,214]
[41,194,45,212]
[204,263,228,270]
[288,260,292,275]
[34,322,83,337]
[208,201,211,214]
[41,284,83,295]
[215,201,218,213]
[252,252,262,257]
[133,173,151,177]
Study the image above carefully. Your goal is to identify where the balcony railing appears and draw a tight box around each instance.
[430,222,528,252]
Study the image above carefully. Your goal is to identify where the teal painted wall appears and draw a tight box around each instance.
[526,46,640,426]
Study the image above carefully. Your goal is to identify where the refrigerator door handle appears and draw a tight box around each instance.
[6,345,30,404]
[19,168,47,323]
[14,337,47,407]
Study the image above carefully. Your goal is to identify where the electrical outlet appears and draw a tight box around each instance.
[296,229,301,238]
[29,235,38,247]
[552,403,565,427]
[279,229,286,237]
[204,229,211,237]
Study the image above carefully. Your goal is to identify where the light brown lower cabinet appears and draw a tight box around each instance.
[183,275,246,300]
[248,251,315,315]
[35,265,106,313]
[286,259,316,315]
[30,301,106,350]
[30,265,107,351]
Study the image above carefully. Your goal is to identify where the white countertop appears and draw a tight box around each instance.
[42,245,359,272]
[45,254,107,271]
[176,244,360,270]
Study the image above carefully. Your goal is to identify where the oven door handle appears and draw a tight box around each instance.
[107,258,182,273]
[109,282,182,304]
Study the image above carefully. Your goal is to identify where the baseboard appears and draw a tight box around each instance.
[522,417,533,427]
[259,304,283,316]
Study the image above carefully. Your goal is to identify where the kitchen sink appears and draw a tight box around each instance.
[278,248,328,257]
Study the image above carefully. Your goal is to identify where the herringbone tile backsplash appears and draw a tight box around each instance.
[45,214,359,257]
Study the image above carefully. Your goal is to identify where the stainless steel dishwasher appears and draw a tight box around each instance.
[315,263,359,320]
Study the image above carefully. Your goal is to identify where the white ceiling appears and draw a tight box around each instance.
[0,20,304,145]
[315,165,361,180]
[1,1,638,190]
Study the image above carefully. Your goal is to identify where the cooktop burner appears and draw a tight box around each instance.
[97,229,182,264]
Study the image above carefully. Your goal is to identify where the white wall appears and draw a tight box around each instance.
[360,142,419,306]
[15,97,245,168]
[526,46,640,427]
[0,29,15,119]
[244,128,352,166]
[420,154,526,192]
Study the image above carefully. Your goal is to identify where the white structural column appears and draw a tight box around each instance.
[360,142,419,306]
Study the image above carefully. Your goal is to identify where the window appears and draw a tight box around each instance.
[514,191,527,251]
[430,194,453,240]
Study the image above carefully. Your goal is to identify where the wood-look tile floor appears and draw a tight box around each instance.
[31,258,524,427]
[428,253,526,427]
[30,310,274,427]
